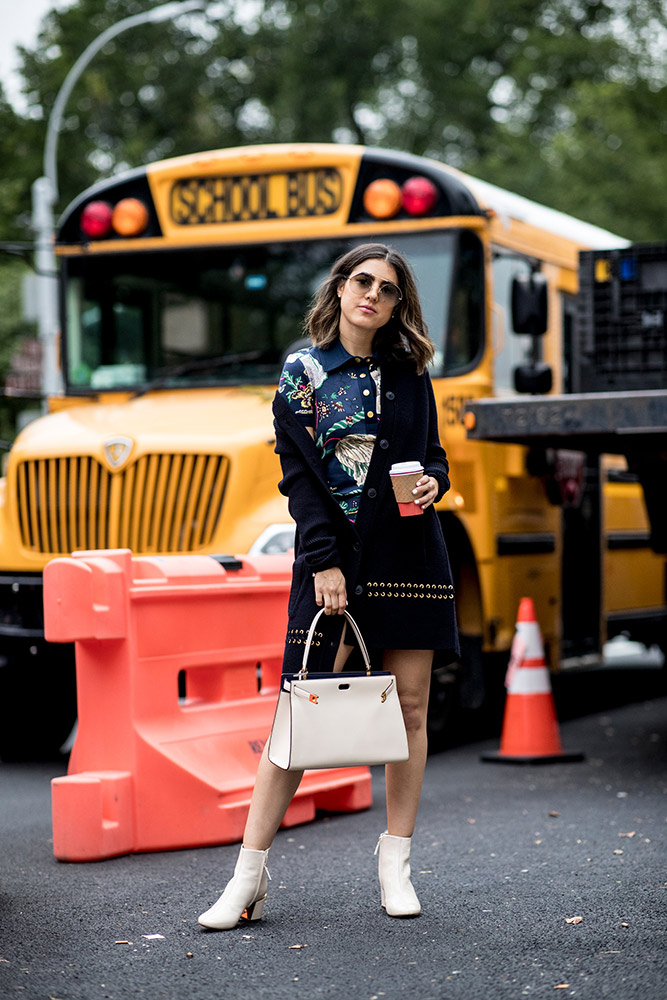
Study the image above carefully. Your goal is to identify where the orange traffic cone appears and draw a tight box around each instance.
[481,597,584,764]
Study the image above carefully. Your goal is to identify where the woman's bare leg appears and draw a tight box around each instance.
[383,649,433,837]
[242,747,304,851]
[244,628,354,850]
[333,636,354,672]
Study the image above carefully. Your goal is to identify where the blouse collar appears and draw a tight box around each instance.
[311,339,379,373]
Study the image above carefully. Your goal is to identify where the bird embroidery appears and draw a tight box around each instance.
[334,433,376,486]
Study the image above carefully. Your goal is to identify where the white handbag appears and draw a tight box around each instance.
[268,608,409,771]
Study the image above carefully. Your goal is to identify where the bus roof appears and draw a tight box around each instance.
[454,171,629,250]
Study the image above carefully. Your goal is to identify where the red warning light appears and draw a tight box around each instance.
[401,176,438,216]
[80,201,113,239]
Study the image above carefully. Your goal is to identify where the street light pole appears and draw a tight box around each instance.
[31,0,206,402]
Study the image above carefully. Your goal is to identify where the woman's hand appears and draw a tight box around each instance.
[412,475,439,510]
[314,567,347,615]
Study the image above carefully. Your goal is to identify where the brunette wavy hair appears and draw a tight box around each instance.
[305,244,434,374]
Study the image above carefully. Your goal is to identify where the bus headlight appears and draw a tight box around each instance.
[248,523,296,555]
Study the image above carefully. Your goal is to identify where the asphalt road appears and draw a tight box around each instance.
[1,667,666,1000]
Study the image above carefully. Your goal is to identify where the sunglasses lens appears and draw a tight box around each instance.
[351,274,371,292]
[349,274,401,304]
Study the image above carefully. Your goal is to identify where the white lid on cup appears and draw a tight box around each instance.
[390,461,424,475]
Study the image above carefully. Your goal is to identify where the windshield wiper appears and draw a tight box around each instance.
[131,351,262,399]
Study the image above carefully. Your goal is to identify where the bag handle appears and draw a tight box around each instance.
[300,608,372,678]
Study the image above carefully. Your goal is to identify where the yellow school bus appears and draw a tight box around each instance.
[1,143,663,757]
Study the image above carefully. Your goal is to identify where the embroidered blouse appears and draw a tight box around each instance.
[277,341,381,522]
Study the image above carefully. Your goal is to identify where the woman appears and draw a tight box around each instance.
[198,244,458,929]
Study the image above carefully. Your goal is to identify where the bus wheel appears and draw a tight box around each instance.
[427,634,491,753]
[0,639,77,762]
[427,653,461,753]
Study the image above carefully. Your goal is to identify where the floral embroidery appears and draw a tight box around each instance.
[278,359,313,417]
[278,345,381,523]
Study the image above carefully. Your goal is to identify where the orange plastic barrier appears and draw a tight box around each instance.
[481,597,584,764]
[45,550,371,861]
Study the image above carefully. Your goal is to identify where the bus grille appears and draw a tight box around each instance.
[15,453,229,556]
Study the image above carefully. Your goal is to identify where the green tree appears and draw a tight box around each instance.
[529,79,667,241]
[0,260,38,443]
[0,85,40,443]
[0,85,35,241]
[4,0,667,241]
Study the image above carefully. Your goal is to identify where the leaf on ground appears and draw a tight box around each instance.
[565,916,583,924]
[548,811,560,817]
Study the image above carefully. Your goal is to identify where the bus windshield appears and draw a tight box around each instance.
[63,230,483,392]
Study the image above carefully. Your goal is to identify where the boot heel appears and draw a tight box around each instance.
[198,846,271,930]
[242,894,267,922]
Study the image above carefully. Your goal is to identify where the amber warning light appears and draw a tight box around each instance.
[363,175,438,220]
[80,197,149,239]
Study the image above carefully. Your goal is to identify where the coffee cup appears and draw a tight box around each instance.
[389,461,425,517]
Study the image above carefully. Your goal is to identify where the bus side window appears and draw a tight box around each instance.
[444,231,484,373]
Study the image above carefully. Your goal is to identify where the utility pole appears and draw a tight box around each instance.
[31,176,60,400]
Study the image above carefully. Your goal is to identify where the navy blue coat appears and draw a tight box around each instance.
[273,351,459,673]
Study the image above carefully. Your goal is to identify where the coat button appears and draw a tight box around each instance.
[353,541,361,552]
[354,584,363,596]
[379,439,389,449]
[367,487,377,498]
[385,390,395,400]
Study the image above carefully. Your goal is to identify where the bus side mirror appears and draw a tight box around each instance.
[511,272,548,335]
[511,272,551,394]
[514,362,553,394]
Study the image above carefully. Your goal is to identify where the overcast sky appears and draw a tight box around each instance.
[0,0,74,112]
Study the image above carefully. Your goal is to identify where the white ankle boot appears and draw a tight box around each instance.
[375,831,421,917]
[198,846,271,930]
